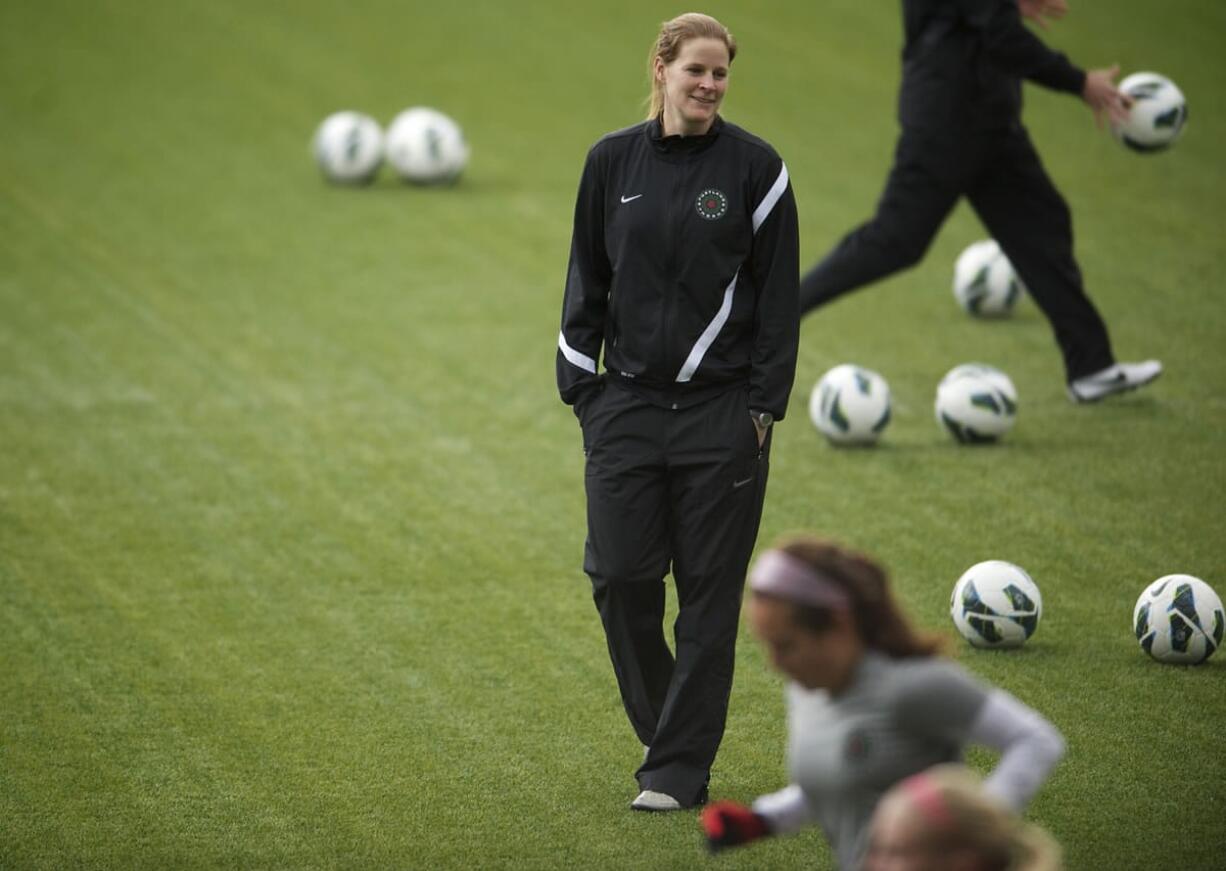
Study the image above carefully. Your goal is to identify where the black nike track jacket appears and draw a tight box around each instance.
[556,116,799,421]
[899,0,1086,133]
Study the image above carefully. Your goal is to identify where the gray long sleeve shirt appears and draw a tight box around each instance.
[753,651,1064,869]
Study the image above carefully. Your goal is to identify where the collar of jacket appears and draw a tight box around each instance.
[646,115,724,156]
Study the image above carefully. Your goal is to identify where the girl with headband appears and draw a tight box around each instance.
[700,535,1064,869]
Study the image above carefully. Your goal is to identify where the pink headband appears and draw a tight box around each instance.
[901,773,956,832]
[749,549,851,611]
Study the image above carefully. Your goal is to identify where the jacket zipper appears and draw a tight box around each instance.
[663,159,683,390]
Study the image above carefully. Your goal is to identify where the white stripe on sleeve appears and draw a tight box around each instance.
[752,162,789,233]
[675,161,789,383]
[558,330,597,374]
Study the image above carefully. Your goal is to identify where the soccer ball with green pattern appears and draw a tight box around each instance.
[1133,574,1223,664]
[808,364,891,445]
[935,363,1017,443]
[313,111,384,184]
[1112,72,1188,154]
[950,561,1042,649]
[385,107,469,184]
[952,239,1025,317]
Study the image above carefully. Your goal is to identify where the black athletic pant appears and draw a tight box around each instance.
[799,124,1115,381]
[579,381,769,806]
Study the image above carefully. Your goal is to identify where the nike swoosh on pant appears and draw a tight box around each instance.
[620,194,643,203]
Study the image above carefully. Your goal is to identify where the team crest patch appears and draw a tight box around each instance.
[695,188,728,220]
[844,729,871,762]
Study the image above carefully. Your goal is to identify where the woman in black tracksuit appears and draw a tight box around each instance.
[555,12,799,812]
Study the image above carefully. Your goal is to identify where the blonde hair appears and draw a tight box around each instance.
[892,765,1062,871]
[768,534,946,658]
[645,13,737,120]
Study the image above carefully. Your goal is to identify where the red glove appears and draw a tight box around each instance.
[700,800,771,853]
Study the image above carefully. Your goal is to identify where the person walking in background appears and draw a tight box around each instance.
[862,764,1063,871]
[700,536,1064,867]
[556,12,799,812]
[798,0,1161,403]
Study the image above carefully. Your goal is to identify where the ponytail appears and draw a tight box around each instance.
[775,536,945,658]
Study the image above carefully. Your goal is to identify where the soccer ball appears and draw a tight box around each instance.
[312,111,383,184]
[952,239,1025,317]
[808,364,891,445]
[1133,575,1223,664]
[935,364,1017,443]
[385,107,470,184]
[1112,72,1188,154]
[951,561,1042,649]
[939,363,1017,398]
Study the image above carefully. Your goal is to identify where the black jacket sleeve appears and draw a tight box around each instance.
[746,157,799,422]
[957,0,1085,94]
[556,144,610,410]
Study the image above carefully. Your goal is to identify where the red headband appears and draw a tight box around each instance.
[901,773,956,832]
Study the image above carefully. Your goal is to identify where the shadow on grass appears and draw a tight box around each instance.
[1116,653,1225,675]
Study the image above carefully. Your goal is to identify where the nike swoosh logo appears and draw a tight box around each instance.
[620,194,643,203]
[732,477,754,489]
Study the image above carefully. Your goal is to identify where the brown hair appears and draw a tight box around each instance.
[768,534,945,658]
[889,765,1063,871]
[645,13,737,121]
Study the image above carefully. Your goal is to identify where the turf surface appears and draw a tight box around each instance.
[1,1,1223,868]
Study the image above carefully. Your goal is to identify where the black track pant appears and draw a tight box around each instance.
[799,124,1115,381]
[579,382,769,806]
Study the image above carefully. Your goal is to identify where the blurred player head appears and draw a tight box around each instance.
[646,13,737,133]
[863,765,1062,871]
[747,535,944,690]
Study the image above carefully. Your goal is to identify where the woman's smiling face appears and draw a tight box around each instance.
[655,37,729,136]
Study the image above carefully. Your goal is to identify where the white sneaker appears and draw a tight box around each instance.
[1068,360,1162,403]
[631,789,683,812]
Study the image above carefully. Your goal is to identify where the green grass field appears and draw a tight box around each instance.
[2,1,1224,868]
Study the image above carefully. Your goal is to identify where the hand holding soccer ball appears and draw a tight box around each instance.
[1111,72,1188,153]
[1081,64,1129,130]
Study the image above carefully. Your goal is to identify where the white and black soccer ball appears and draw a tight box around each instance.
[385,107,469,184]
[809,364,891,445]
[939,363,1017,398]
[1112,72,1188,154]
[313,111,384,184]
[951,560,1042,649]
[1133,574,1223,664]
[935,364,1017,443]
[952,239,1025,317]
